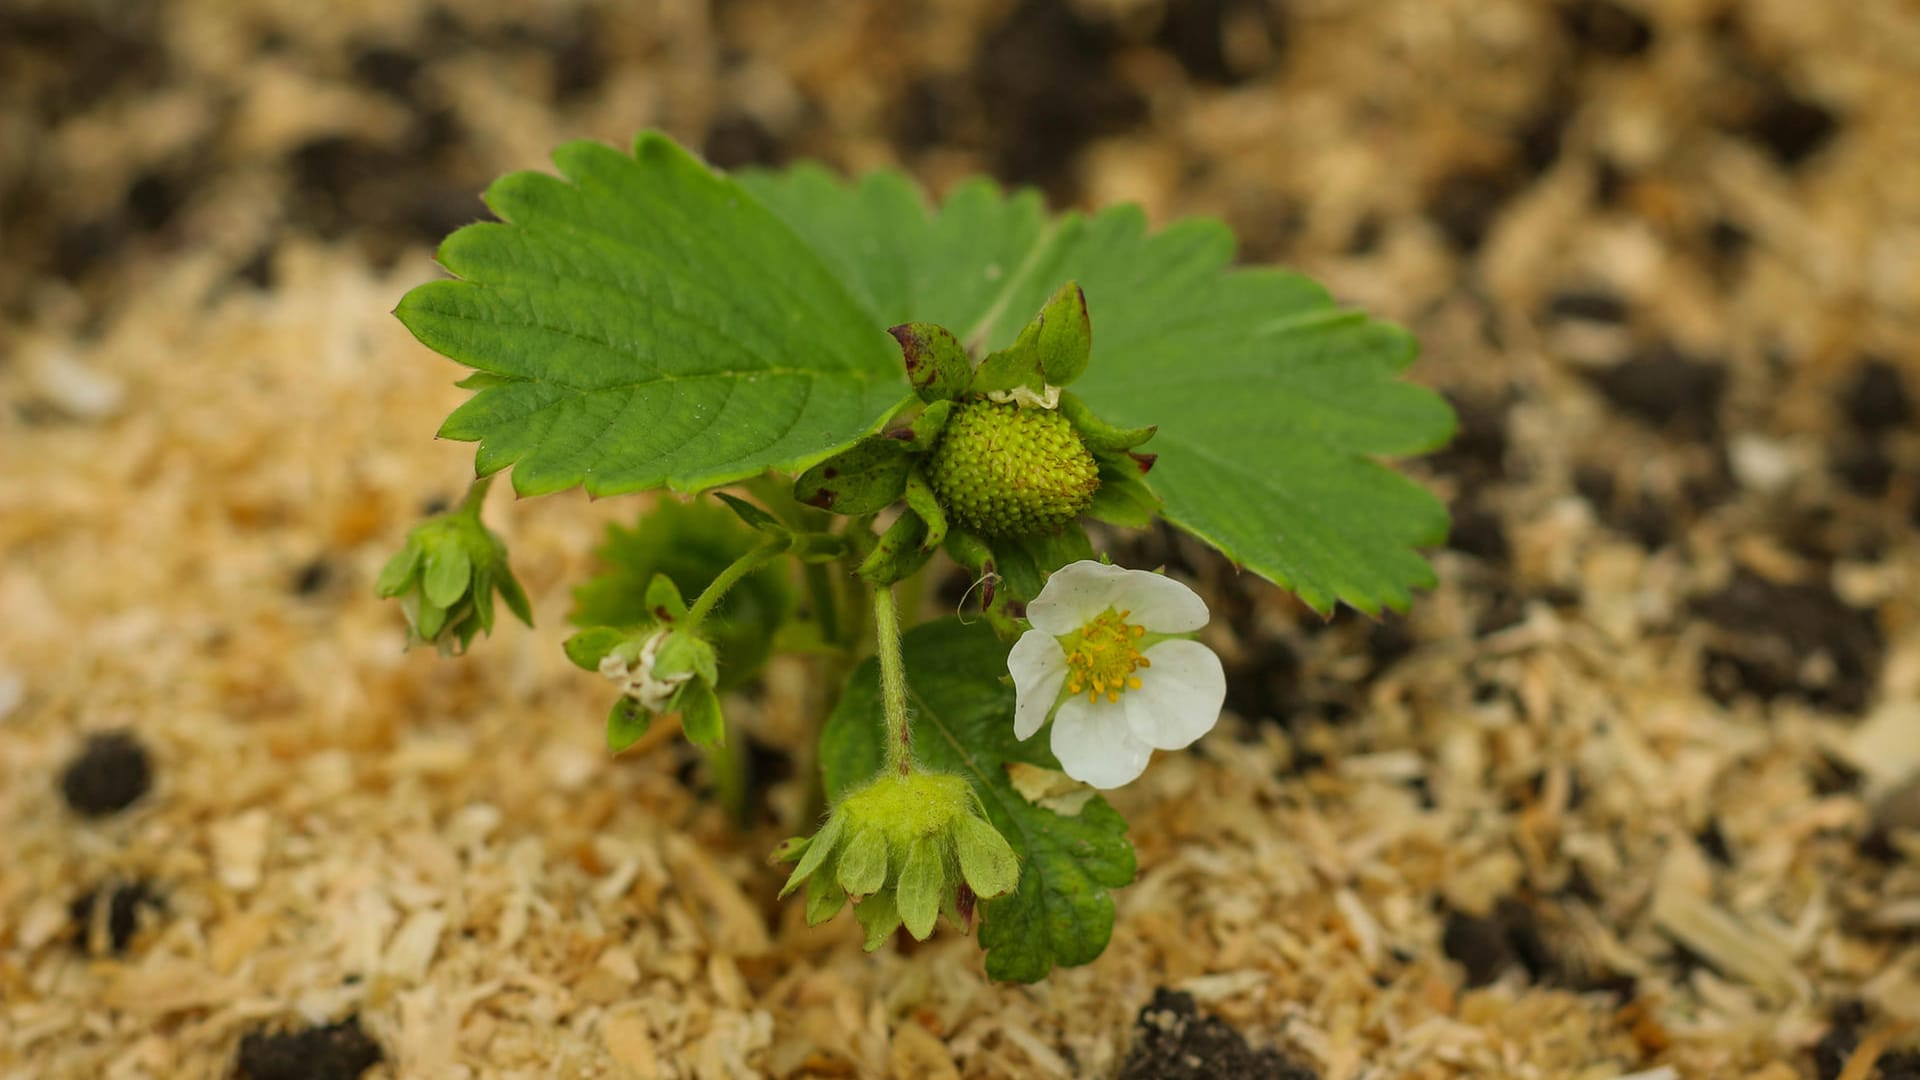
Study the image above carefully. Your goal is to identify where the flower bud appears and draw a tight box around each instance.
[774,771,1020,948]
[375,509,531,655]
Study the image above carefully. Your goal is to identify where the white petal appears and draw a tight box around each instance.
[1123,639,1226,750]
[1111,569,1209,633]
[1050,696,1153,789]
[1024,560,1129,635]
[1008,630,1068,741]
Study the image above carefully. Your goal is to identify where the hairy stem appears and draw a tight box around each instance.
[685,537,784,631]
[873,584,914,776]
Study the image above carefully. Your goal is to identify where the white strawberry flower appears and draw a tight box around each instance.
[1008,560,1227,788]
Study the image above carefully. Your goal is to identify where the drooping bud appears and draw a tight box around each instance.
[376,497,532,655]
[926,400,1099,538]
[773,770,1020,948]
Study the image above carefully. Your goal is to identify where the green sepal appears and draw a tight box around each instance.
[643,574,689,622]
[470,564,498,635]
[793,436,912,515]
[836,828,889,897]
[712,492,789,537]
[897,837,944,941]
[414,592,450,641]
[674,678,725,748]
[769,835,810,864]
[654,631,718,689]
[1018,281,1090,388]
[990,527,1094,603]
[856,888,902,951]
[496,564,533,625]
[563,626,632,672]
[1059,391,1155,452]
[423,542,473,608]
[966,341,1048,403]
[903,469,949,553]
[944,529,993,575]
[889,322,972,402]
[1085,450,1162,528]
[896,399,953,452]
[607,697,651,752]
[781,810,845,898]
[375,539,423,596]
[954,813,1020,899]
[857,511,934,585]
[805,869,849,927]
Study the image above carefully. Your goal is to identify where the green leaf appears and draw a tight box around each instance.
[394,133,910,498]
[572,499,790,691]
[738,168,1452,615]
[822,618,1136,983]
[712,492,788,537]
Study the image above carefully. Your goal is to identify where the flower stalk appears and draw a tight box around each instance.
[873,584,914,776]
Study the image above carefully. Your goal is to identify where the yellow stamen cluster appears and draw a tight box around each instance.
[1063,609,1150,704]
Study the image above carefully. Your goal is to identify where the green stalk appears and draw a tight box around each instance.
[684,537,784,631]
[873,584,914,776]
[804,561,842,646]
[455,474,494,516]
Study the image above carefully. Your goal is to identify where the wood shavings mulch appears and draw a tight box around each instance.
[4,0,1918,1076]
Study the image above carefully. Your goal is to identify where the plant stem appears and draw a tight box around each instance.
[685,537,784,631]
[456,474,495,516]
[873,584,914,776]
[804,562,842,646]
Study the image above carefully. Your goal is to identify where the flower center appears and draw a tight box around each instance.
[1062,609,1150,703]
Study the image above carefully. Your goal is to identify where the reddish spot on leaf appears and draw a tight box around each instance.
[1129,451,1157,474]
[955,883,976,932]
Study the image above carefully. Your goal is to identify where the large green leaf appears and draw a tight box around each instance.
[822,618,1136,982]
[395,134,909,497]
[741,168,1453,614]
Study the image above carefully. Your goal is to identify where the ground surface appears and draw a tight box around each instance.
[2,1,1919,1077]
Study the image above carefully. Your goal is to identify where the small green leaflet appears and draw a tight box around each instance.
[394,133,909,497]
[821,618,1136,983]
[740,166,1454,615]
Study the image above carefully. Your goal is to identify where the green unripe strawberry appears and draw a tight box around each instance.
[927,401,1099,538]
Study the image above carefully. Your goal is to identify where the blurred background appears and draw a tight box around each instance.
[3,1,1919,1077]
